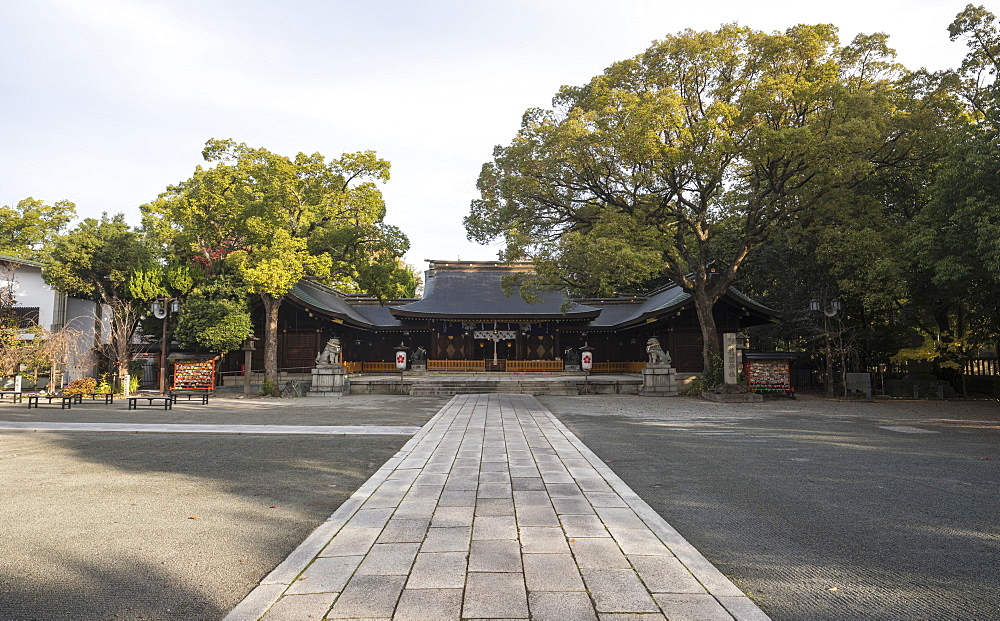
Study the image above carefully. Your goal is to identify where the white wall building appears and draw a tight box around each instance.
[1,254,100,384]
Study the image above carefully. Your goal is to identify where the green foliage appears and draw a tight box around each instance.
[259,378,276,397]
[141,138,412,385]
[42,213,158,304]
[95,374,112,394]
[467,23,927,371]
[127,269,167,302]
[62,377,97,395]
[0,198,76,260]
[174,295,253,354]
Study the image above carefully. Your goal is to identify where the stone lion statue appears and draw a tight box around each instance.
[315,338,342,366]
[646,337,671,366]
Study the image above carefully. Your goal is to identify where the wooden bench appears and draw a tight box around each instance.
[170,389,210,404]
[0,391,24,403]
[76,392,115,404]
[27,395,76,409]
[127,396,173,410]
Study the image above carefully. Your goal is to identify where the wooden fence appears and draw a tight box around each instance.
[363,361,399,373]
[506,360,564,372]
[342,361,363,374]
[591,361,647,373]
[427,359,487,371]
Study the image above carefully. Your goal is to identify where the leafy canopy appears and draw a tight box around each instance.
[0,198,76,261]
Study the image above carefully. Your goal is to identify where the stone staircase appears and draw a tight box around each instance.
[409,380,579,397]
[350,374,642,396]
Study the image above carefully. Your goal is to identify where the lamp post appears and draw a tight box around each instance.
[152,297,180,395]
[810,296,841,398]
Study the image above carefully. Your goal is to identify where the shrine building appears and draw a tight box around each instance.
[241,260,780,374]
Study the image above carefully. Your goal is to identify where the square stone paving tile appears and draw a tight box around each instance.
[420,526,472,552]
[581,568,660,614]
[414,472,448,486]
[405,484,444,501]
[653,593,735,619]
[326,574,406,619]
[513,491,551,507]
[570,537,630,569]
[546,483,584,497]
[438,490,478,507]
[609,527,671,556]
[628,556,706,594]
[552,496,597,515]
[511,477,547,491]
[394,498,438,519]
[363,488,409,509]
[515,504,560,527]
[523,553,585,591]
[377,518,430,544]
[477,482,513,498]
[595,507,647,530]
[259,592,338,621]
[285,555,363,594]
[320,527,382,557]
[597,614,667,621]
[356,542,420,575]
[519,526,570,553]
[431,505,475,528]
[346,507,395,529]
[463,572,529,619]
[574,477,614,493]
[561,514,609,538]
[528,591,598,621]
[585,491,630,508]
[444,476,479,492]
[392,588,464,621]
[475,497,515,516]
[406,552,468,589]
[469,539,523,572]
[472,514,518,540]
[479,470,512,483]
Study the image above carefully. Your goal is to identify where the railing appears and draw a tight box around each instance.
[506,360,564,372]
[342,361,363,374]
[591,361,647,373]
[427,359,487,371]
[362,361,399,373]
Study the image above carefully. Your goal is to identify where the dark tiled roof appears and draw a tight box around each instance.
[287,280,379,327]
[289,262,781,329]
[389,266,602,320]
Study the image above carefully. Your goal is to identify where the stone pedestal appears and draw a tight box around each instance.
[640,364,678,396]
[411,363,426,372]
[310,364,350,396]
[564,364,581,372]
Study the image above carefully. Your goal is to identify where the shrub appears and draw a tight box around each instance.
[62,377,97,395]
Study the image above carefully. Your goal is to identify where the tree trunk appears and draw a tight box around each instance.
[691,287,721,385]
[261,292,282,396]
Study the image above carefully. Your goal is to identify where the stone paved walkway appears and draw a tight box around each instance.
[226,393,769,620]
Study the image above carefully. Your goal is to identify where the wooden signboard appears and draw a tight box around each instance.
[172,359,216,391]
[744,358,793,394]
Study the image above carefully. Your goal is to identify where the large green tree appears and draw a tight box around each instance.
[0,198,76,260]
[42,214,161,380]
[143,139,416,392]
[466,24,937,377]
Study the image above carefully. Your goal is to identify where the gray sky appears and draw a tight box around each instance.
[0,0,974,272]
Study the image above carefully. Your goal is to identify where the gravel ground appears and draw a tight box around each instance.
[541,394,1000,621]
[0,395,447,621]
